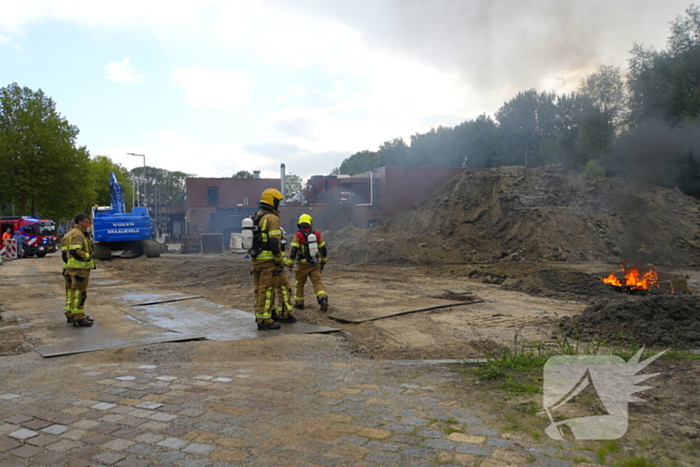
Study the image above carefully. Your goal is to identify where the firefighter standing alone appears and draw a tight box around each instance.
[246,188,287,330]
[287,214,329,311]
[61,213,96,327]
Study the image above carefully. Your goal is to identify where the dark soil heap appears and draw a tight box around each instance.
[559,295,700,349]
[328,165,700,266]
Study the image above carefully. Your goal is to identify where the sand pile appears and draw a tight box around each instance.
[327,165,700,266]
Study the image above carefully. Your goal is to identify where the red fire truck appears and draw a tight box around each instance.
[0,216,59,258]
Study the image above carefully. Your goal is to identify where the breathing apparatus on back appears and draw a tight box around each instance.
[241,217,255,250]
[280,227,288,252]
[297,214,319,264]
[241,188,284,258]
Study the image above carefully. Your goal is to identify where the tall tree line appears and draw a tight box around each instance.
[336,4,700,197]
[0,82,189,220]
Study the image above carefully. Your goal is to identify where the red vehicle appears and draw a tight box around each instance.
[0,216,58,258]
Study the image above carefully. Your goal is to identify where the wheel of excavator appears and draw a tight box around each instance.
[142,239,162,258]
[93,242,113,261]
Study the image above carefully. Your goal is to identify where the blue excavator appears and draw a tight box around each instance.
[91,172,164,260]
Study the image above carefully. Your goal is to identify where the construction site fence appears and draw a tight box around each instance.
[0,239,18,260]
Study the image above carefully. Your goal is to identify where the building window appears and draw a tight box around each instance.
[243,197,248,206]
[207,186,219,206]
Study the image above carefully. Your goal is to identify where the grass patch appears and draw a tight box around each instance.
[597,440,620,463]
[460,331,695,466]
[614,456,657,467]
[489,376,541,396]
[467,332,604,397]
[467,331,685,396]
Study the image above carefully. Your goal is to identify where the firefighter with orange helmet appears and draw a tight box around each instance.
[249,188,286,330]
[286,214,329,311]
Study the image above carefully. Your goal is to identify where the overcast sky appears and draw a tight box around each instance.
[0,0,693,180]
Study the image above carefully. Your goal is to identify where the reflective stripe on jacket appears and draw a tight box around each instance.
[252,211,283,263]
[61,225,95,269]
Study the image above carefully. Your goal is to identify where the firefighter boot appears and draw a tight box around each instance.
[319,297,329,312]
[73,318,94,327]
[66,313,92,324]
[257,321,281,331]
[294,303,304,310]
[281,315,297,323]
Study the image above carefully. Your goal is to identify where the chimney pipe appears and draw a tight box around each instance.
[253,170,260,179]
[280,163,286,205]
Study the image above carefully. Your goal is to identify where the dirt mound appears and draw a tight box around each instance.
[325,225,421,265]
[558,295,700,349]
[501,268,619,300]
[328,165,700,266]
[501,267,691,301]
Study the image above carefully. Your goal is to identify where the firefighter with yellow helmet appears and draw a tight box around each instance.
[245,188,287,330]
[286,213,329,311]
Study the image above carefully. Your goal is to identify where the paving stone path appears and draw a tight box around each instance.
[0,359,590,466]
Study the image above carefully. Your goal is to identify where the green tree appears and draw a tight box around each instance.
[579,65,628,132]
[627,5,700,125]
[453,115,500,168]
[495,90,613,171]
[606,120,700,197]
[131,166,190,207]
[338,149,379,175]
[284,173,303,198]
[495,90,559,167]
[233,170,254,178]
[376,137,409,167]
[407,126,457,167]
[582,160,606,178]
[0,83,93,219]
[337,138,409,175]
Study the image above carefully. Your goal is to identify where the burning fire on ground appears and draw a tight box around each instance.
[599,264,660,291]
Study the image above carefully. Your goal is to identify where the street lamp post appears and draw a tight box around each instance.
[127,153,146,207]
[130,173,137,207]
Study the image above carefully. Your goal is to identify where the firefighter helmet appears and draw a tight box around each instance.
[260,188,284,209]
[298,214,313,227]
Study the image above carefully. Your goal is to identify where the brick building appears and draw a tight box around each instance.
[184,177,282,236]
[183,167,466,244]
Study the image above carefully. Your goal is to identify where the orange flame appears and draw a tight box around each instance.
[599,264,659,290]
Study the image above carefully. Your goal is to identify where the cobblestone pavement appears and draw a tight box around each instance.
[0,358,591,467]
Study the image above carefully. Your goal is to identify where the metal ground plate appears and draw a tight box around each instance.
[328,297,484,323]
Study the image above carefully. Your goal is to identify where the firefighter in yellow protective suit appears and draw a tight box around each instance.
[250,188,287,330]
[286,214,328,311]
[272,226,296,323]
[61,213,96,327]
